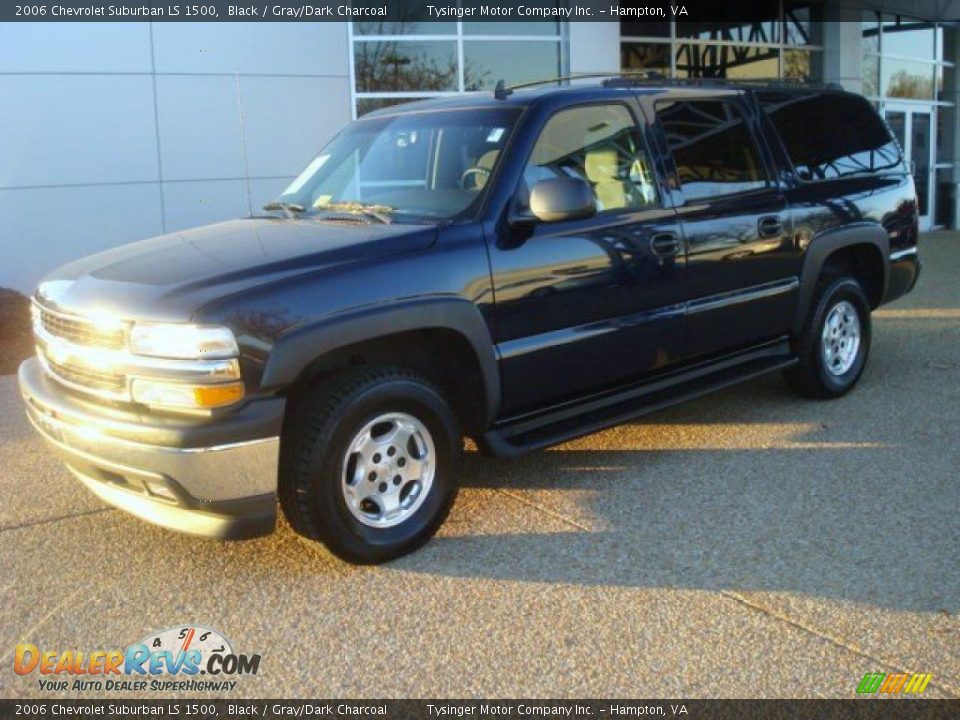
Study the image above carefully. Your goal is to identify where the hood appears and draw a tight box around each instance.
[36,218,437,322]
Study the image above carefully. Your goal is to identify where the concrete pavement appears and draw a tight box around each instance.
[1,234,957,699]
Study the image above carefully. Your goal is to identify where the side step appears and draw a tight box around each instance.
[480,342,797,458]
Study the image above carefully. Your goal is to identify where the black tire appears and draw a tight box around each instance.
[279,367,461,564]
[783,276,872,399]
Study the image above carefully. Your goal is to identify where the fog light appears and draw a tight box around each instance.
[131,379,245,410]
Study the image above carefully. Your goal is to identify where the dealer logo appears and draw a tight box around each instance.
[13,625,261,693]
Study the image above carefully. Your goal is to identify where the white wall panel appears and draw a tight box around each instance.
[238,75,351,178]
[155,75,246,181]
[151,22,349,76]
[0,75,159,189]
[0,184,164,290]
[161,179,250,232]
[0,22,152,73]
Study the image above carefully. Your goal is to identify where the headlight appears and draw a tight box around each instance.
[129,323,239,359]
[131,379,245,410]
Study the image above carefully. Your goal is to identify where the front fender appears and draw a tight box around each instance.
[794,223,889,336]
[260,296,500,426]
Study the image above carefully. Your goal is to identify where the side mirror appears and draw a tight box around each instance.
[526,178,596,224]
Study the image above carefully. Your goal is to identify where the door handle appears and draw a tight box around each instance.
[650,232,682,257]
[758,215,783,238]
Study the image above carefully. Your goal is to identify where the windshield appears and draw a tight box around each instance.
[275,107,520,222]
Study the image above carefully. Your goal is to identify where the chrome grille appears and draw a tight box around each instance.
[41,355,127,398]
[37,305,126,349]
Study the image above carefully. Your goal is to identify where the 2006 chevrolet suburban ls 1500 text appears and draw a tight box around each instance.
[19,78,921,563]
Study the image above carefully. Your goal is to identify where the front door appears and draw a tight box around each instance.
[489,102,687,416]
[885,103,934,231]
[652,95,797,358]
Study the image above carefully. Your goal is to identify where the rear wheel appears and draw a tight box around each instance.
[784,276,872,399]
[280,367,461,564]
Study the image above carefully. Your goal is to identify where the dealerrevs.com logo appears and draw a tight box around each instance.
[13,625,261,693]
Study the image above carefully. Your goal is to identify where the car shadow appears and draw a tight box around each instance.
[389,375,957,615]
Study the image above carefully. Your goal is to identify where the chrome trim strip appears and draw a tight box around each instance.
[498,303,687,361]
[687,277,799,315]
[498,278,798,361]
[890,247,919,261]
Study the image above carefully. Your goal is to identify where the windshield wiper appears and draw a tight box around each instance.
[262,201,305,219]
[317,200,395,224]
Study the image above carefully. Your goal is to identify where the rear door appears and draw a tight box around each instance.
[651,93,797,359]
[489,102,687,416]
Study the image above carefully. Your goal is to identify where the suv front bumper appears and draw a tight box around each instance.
[18,357,284,540]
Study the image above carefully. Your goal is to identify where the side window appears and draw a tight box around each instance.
[524,104,658,212]
[656,99,768,202]
[758,92,902,181]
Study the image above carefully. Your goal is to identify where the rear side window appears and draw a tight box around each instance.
[759,92,902,181]
[656,99,768,202]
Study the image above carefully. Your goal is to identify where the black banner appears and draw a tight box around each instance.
[0,0,827,24]
[1,700,958,720]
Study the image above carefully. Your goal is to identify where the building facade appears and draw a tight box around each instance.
[0,2,957,291]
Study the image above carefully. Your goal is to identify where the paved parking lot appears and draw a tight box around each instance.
[1,234,958,699]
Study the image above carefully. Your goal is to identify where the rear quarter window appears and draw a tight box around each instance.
[759,92,903,181]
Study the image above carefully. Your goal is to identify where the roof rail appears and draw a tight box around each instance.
[492,71,668,99]
[491,73,843,99]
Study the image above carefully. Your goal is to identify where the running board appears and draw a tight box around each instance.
[480,341,797,458]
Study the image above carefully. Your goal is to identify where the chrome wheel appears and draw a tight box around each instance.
[340,412,436,528]
[821,300,861,376]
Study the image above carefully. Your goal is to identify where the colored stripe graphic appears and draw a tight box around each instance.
[856,672,931,694]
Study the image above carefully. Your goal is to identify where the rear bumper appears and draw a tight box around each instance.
[18,357,284,540]
[885,246,921,303]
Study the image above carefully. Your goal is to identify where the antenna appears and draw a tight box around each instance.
[494,79,513,100]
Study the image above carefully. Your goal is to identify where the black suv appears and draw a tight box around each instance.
[19,78,920,563]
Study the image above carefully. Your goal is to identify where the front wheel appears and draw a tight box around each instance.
[783,277,872,399]
[279,367,461,564]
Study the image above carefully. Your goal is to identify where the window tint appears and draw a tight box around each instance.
[759,92,903,180]
[523,104,658,212]
[656,100,767,201]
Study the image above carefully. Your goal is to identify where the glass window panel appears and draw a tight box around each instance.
[675,44,779,79]
[657,100,767,200]
[620,42,671,75]
[278,108,520,220]
[354,41,458,92]
[525,104,658,212]
[912,112,932,216]
[760,92,902,181]
[937,107,954,163]
[882,58,936,99]
[885,110,906,151]
[862,54,880,96]
[620,21,671,39]
[882,16,936,59]
[784,2,822,46]
[935,167,954,227]
[677,1,780,44]
[463,21,560,36]
[862,12,880,54]
[783,49,822,80]
[462,40,562,91]
[356,97,423,117]
[353,2,455,36]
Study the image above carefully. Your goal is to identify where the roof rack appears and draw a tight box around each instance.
[493,71,667,99]
[492,73,842,99]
